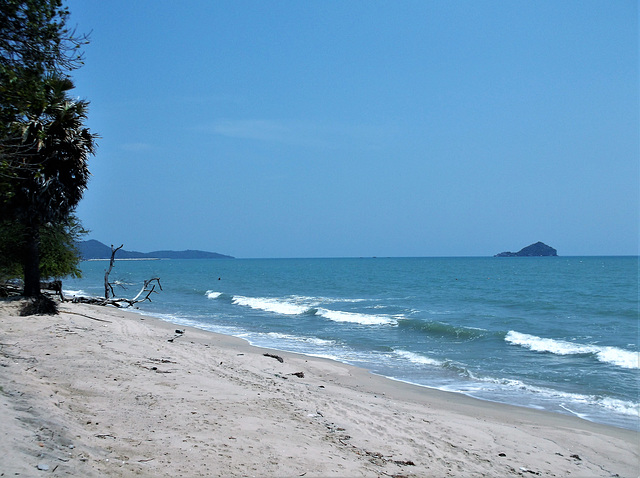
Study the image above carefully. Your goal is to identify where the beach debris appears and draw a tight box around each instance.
[393,459,416,466]
[37,463,50,471]
[103,244,124,299]
[289,371,305,378]
[71,244,164,308]
[64,310,112,323]
[138,358,176,373]
[168,330,184,342]
[154,369,172,373]
[362,450,416,467]
[263,353,284,363]
[148,357,176,364]
[570,454,581,461]
[519,467,540,475]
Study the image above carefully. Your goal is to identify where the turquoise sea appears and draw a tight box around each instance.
[65,256,639,430]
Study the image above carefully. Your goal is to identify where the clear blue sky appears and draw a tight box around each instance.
[67,1,638,258]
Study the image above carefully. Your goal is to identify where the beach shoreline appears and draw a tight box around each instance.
[1,300,637,477]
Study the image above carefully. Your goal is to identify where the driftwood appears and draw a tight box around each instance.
[72,243,163,308]
[1,280,62,299]
[64,310,112,323]
[0,282,22,297]
[263,353,284,363]
[104,244,123,299]
[73,277,162,308]
[41,280,64,300]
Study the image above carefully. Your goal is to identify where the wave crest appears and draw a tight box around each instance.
[206,290,397,325]
[232,296,312,315]
[317,308,397,325]
[505,331,639,369]
[394,349,442,366]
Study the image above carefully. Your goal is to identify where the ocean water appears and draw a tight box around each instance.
[64,256,639,430]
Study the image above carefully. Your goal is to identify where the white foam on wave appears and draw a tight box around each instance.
[63,289,89,297]
[394,349,442,366]
[222,292,397,325]
[266,332,336,346]
[505,331,639,369]
[214,292,397,326]
[473,375,640,417]
[599,397,640,417]
[595,347,640,369]
[232,296,310,315]
[289,295,370,304]
[317,308,397,325]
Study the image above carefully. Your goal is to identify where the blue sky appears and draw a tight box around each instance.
[68,1,638,258]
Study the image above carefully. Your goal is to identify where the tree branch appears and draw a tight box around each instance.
[70,244,164,309]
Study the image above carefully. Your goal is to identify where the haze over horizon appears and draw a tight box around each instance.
[69,1,638,258]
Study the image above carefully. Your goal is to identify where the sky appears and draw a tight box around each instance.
[66,1,638,258]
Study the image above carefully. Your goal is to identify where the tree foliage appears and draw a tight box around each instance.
[0,0,96,296]
[2,75,95,224]
[0,0,87,130]
[0,215,86,282]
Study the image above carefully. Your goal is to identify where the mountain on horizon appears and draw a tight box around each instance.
[79,239,234,260]
[494,241,558,257]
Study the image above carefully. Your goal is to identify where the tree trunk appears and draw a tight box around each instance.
[23,225,41,297]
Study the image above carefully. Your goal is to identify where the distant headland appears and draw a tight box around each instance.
[495,242,558,257]
[79,240,234,260]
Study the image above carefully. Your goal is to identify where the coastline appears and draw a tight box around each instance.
[1,300,637,477]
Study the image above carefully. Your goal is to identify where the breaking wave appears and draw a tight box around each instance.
[393,349,443,366]
[505,331,639,369]
[205,291,396,325]
[469,375,640,418]
[316,308,397,325]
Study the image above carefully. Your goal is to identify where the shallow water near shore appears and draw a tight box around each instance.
[65,256,639,430]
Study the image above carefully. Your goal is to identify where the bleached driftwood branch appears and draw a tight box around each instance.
[104,244,123,299]
[72,244,163,308]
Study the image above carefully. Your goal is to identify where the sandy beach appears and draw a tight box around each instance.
[0,300,637,477]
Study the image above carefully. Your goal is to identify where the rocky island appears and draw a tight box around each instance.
[79,239,234,260]
[495,242,558,257]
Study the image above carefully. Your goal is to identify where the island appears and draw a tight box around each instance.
[78,239,234,260]
[495,242,558,257]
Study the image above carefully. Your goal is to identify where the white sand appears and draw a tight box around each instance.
[1,300,637,477]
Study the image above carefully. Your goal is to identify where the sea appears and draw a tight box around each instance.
[64,256,639,431]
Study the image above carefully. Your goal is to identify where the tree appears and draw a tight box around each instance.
[3,75,96,295]
[0,0,87,132]
[0,214,87,283]
[0,0,95,296]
